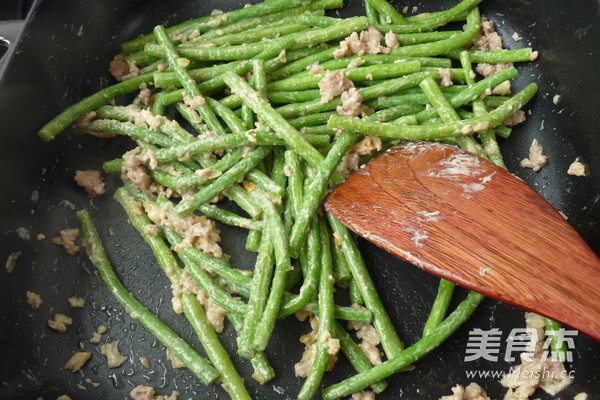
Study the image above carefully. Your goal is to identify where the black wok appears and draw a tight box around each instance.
[0,0,598,398]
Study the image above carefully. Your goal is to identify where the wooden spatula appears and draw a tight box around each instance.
[324,141,600,341]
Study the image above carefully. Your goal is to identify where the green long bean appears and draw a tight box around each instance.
[419,75,486,157]
[153,131,328,163]
[303,302,373,323]
[238,228,275,358]
[374,0,483,34]
[38,74,154,141]
[459,50,506,168]
[389,7,480,57]
[327,83,538,140]
[279,219,321,318]
[423,279,456,336]
[445,47,538,63]
[119,190,252,399]
[154,25,228,137]
[267,60,421,91]
[153,60,248,89]
[275,71,433,118]
[179,250,248,315]
[121,0,323,53]
[322,292,484,399]
[250,188,293,352]
[268,90,321,104]
[293,14,340,27]
[163,228,252,298]
[331,235,352,284]
[332,321,387,393]
[195,23,309,48]
[79,119,172,147]
[200,0,341,40]
[289,131,358,258]
[327,213,405,359]
[544,318,568,362]
[221,71,325,170]
[269,47,337,80]
[297,219,336,400]
[365,0,380,24]
[367,0,407,24]
[316,54,453,71]
[173,146,271,216]
[76,209,219,385]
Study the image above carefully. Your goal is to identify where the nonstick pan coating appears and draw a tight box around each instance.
[0,0,598,399]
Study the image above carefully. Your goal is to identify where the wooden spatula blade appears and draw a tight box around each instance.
[325,142,600,341]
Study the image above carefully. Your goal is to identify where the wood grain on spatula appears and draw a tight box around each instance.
[325,142,600,341]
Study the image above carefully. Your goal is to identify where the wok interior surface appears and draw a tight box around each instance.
[0,0,598,398]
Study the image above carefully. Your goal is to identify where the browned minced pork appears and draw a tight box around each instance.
[26,291,42,309]
[100,340,128,368]
[48,313,73,333]
[166,349,185,369]
[198,291,227,333]
[122,148,151,191]
[74,170,105,197]
[348,319,382,366]
[67,297,85,308]
[336,151,361,177]
[384,31,400,50]
[336,87,364,117]
[334,25,395,58]
[52,228,80,255]
[170,271,227,332]
[471,16,512,77]
[172,28,201,43]
[439,383,491,400]
[492,80,512,96]
[183,92,206,110]
[109,54,142,81]
[308,63,325,74]
[5,252,19,273]
[501,312,573,399]
[567,160,587,176]
[144,202,222,258]
[138,87,154,108]
[132,107,165,131]
[64,352,92,373]
[520,139,547,172]
[347,57,366,69]
[353,136,382,157]
[25,290,42,310]
[503,109,526,127]
[89,325,107,344]
[273,49,287,64]
[351,390,376,400]
[319,71,354,103]
[130,385,155,400]
[473,16,504,51]
[122,147,163,194]
[336,136,382,177]
[76,111,96,126]
[294,314,340,378]
[109,55,130,81]
[476,62,512,78]
[439,68,453,87]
